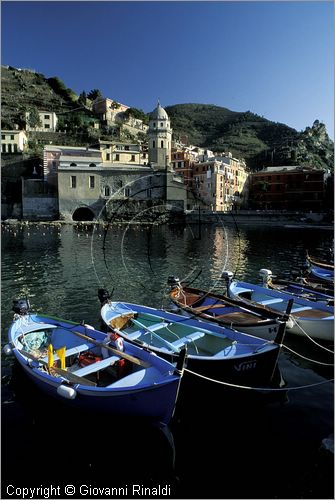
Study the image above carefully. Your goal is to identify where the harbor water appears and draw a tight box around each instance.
[1,221,334,499]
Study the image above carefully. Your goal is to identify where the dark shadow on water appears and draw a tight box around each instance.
[2,362,178,498]
[2,360,334,499]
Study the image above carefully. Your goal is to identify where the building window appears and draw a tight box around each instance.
[131,155,135,162]
[44,115,50,119]
[8,144,12,153]
[115,154,120,161]
[178,162,182,168]
[104,186,110,197]
[1,135,5,140]
[13,144,17,153]
[89,176,95,189]
[89,163,96,167]
[153,122,156,128]
[70,162,77,167]
[161,140,164,148]
[10,135,14,140]
[70,176,76,188]
[152,140,155,148]
[125,146,129,151]
[106,153,110,161]
[44,124,50,129]
[2,144,6,153]
[124,187,130,197]
[160,122,163,127]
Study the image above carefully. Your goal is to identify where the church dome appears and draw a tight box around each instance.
[150,102,169,120]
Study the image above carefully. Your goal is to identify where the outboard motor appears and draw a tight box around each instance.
[98,288,111,306]
[167,276,181,289]
[166,276,182,309]
[221,271,233,294]
[12,298,30,315]
[259,269,272,287]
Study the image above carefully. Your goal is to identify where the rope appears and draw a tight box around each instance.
[184,368,334,392]
[281,344,334,366]
[290,316,334,354]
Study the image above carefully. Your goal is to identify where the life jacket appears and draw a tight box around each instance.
[78,351,102,367]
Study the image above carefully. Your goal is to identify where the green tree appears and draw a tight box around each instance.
[87,89,102,101]
[78,91,87,106]
[123,107,149,124]
[26,107,42,129]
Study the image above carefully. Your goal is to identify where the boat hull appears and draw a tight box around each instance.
[101,302,281,388]
[8,314,182,427]
[168,286,283,341]
[228,281,334,342]
[15,357,179,426]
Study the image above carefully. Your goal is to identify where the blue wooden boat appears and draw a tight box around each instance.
[99,294,286,387]
[225,275,334,342]
[306,252,334,284]
[166,279,289,341]
[258,269,334,306]
[4,299,185,427]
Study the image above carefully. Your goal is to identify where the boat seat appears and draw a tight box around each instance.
[41,342,94,363]
[170,331,205,349]
[73,355,120,377]
[127,322,168,340]
[291,306,313,313]
[258,298,284,306]
[106,367,161,388]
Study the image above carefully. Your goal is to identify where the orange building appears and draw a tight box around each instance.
[249,166,329,210]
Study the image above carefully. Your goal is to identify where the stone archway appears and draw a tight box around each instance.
[72,207,95,221]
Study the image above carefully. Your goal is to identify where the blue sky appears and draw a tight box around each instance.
[2,1,334,138]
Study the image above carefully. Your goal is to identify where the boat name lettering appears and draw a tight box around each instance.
[234,360,257,372]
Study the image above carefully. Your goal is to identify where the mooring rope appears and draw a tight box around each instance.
[289,316,334,354]
[281,343,334,366]
[184,368,334,391]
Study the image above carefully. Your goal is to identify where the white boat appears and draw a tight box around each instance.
[225,274,334,342]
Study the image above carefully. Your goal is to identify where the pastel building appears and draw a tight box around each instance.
[25,111,58,132]
[1,130,28,153]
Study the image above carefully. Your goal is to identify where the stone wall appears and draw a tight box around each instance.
[22,196,58,220]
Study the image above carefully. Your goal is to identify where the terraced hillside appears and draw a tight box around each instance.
[1,66,77,129]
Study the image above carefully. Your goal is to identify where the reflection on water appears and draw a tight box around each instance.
[1,222,334,498]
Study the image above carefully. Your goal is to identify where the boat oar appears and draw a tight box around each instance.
[17,349,97,386]
[131,318,181,353]
[71,329,150,368]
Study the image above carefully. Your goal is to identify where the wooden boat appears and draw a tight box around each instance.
[99,294,287,388]
[258,269,334,306]
[306,252,334,284]
[4,299,185,427]
[226,276,334,342]
[306,252,334,271]
[166,278,289,341]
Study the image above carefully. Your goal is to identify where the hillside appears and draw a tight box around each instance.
[1,65,78,129]
[166,103,334,171]
[1,66,333,171]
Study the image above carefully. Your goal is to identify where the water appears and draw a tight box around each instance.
[1,222,334,499]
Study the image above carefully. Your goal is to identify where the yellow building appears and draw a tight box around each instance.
[1,130,28,153]
[192,155,248,211]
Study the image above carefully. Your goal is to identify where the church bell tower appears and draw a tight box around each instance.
[148,101,172,170]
